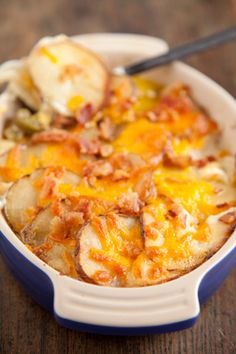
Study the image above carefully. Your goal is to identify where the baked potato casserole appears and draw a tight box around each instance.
[0,35,235,287]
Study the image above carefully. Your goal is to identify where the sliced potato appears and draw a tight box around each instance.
[21,205,77,276]
[76,213,184,287]
[0,60,41,110]
[126,253,181,287]
[21,205,53,246]
[76,214,144,286]
[28,36,110,117]
[4,167,80,232]
[19,200,80,278]
[0,144,45,170]
[141,201,235,274]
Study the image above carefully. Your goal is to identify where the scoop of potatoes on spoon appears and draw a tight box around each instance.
[27,36,111,118]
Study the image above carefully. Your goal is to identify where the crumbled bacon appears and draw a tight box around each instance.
[49,207,85,241]
[77,133,101,155]
[193,113,217,136]
[167,209,178,218]
[165,202,187,227]
[83,161,113,177]
[117,191,143,215]
[113,169,130,181]
[111,153,146,172]
[163,152,191,169]
[98,117,116,141]
[99,144,113,157]
[53,196,113,228]
[219,211,236,224]
[134,170,157,201]
[38,176,58,203]
[194,155,216,168]
[49,216,69,241]
[216,203,230,209]
[31,129,70,143]
[149,154,163,166]
[52,114,75,129]
[147,84,195,123]
[76,103,94,125]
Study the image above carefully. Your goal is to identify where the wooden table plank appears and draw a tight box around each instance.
[0,0,236,353]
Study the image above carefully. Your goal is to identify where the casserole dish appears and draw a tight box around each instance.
[0,33,236,335]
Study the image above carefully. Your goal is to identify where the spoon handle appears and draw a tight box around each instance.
[114,26,236,76]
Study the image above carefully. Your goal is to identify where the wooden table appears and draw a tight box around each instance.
[0,0,236,353]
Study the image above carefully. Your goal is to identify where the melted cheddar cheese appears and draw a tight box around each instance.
[2,77,236,287]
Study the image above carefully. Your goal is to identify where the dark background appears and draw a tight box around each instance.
[0,0,236,353]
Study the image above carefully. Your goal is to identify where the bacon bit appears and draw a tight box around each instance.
[193,113,217,136]
[49,207,84,242]
[83,161,113,177]
[68,195,113,220]
[147,84,194,123]
[38,176,58,205]
[117,191,143,215]
[76,103,94,125]
[111,153,146,172]
[52,113,75,129]
[93,270,112,283]
[31,129,70,143]
[77,134,101,155]
[166,202,187,227]
[134,170,157,201]
[99,144,113,157]
[113,169,130,181]
[51,198,64,217]
[219,211,236,224]
[122,243,143,259]
[194,155,216,168]
[63,211,84,229]
[98,117,116,141]
[149,154,163,166]
[147,108,173,123]
[216,202,229,209]
[169,202,182,215]
[146,111,159,122]
[167,209,178,218]
[49,216,68,241]
[163,152,191,169]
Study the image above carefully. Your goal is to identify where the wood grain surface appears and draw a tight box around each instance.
[0,0,236,353]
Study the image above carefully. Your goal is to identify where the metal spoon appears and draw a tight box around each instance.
[113,26,236,76]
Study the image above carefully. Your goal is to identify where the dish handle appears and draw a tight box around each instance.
[52,275,200,328]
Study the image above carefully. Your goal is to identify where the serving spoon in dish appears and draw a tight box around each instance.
[113,26,236,76]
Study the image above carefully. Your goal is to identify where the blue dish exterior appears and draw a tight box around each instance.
[1,230,236,335]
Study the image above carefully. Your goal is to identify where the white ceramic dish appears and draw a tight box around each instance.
[0,33,236,335]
